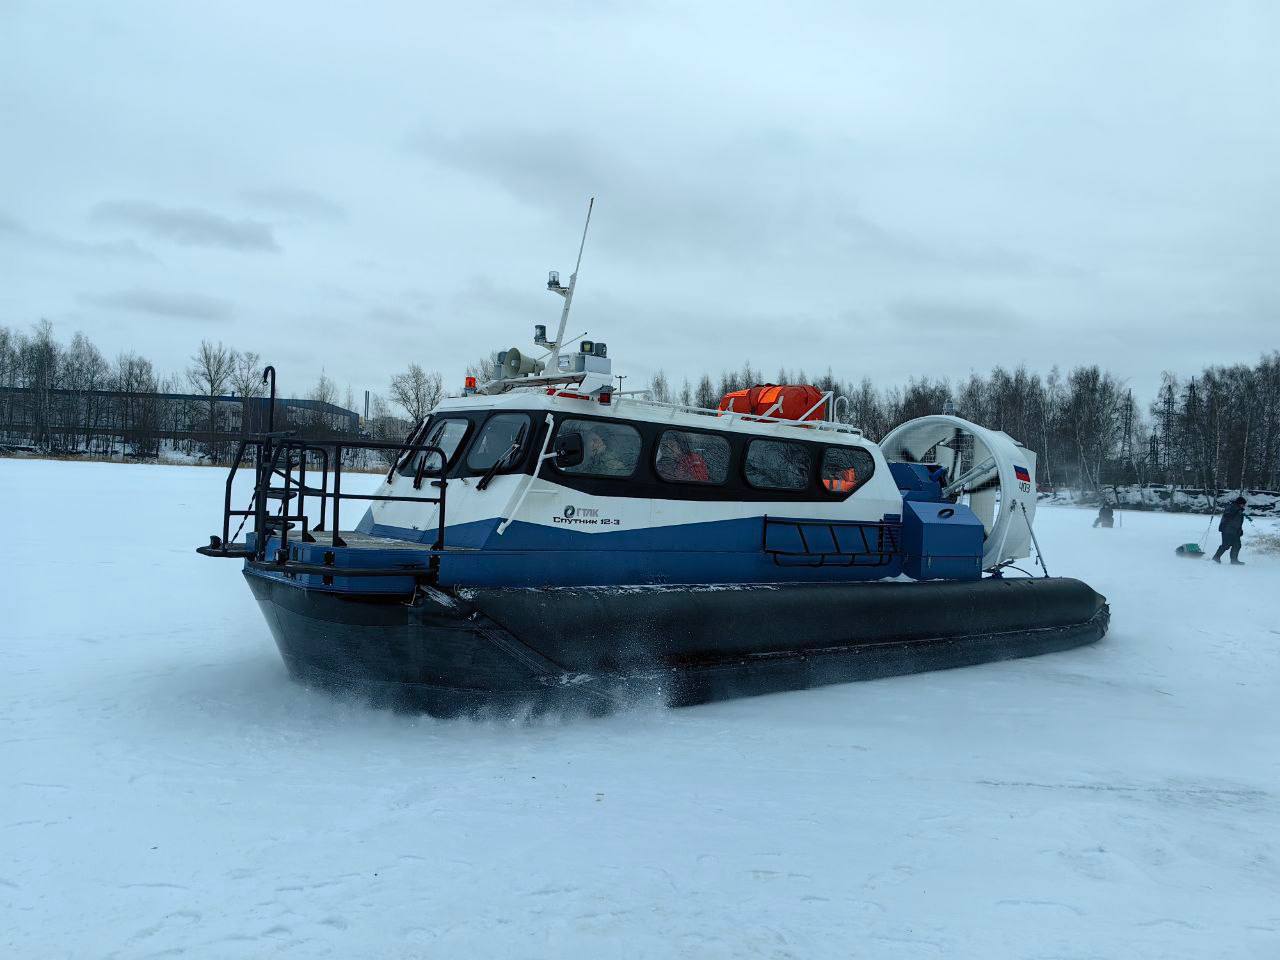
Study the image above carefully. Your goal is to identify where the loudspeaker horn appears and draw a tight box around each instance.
[501,347,545,379]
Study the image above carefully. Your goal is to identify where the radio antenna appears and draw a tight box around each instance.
[545,197,594,368]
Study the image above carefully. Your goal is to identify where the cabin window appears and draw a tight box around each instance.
[655,430,730,485]
[745,438,812,491]
[821,446,874,495]
[466,414,531,472]
[400,416,471,476]
[555,419,641,478]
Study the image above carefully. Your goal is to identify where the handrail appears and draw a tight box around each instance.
[798,391,832,423]
[201,431,449,561]
[619,394,863,436]
[202,367,452,581]
[762,516,900,568]
[502,378,862,434]
[217,438,251,545]
[497,413,556,535]
[544,377,590,400]
[276,436,448,553]
[262,366,277,432]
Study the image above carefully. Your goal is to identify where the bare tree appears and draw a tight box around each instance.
[649,369,671,403]
[694,374,717,409]
[187,340,234,396]
[229,350,262,398]
[228,350,263,433]
[466,353,497,383]
[114,352,159,457]
[389,363,444,421]
[366,392,412,466]
[312,372,339,427]
[187,340,234,460]
[64,333,110,451]
[0,325,15,438]
[19,320,60,449]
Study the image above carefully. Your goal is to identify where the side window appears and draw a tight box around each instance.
[401,417,470,475]
[467,414,530,472]
[655,430,730,485]
[745,439,812,491]
[821,446,874,495]
[556,419,641,478]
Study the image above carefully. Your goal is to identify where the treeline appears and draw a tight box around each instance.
[647,354,1280,492]
[5,320,1278,492]
[0,321,404,462]
[2,320,182,457]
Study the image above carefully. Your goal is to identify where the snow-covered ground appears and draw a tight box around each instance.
[4,459,1279,959]
[1043,484,1279,516]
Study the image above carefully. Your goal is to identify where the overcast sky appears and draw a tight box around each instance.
[3,1,1277,405]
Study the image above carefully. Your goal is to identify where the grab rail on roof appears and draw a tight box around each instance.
[496,379,865,436]
[617,391,864,436]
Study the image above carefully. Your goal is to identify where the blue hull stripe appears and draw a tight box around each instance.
[244,515,906,589]
[364,512,755,550]
[361,514,883,554]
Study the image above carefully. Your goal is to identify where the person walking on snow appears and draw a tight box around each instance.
[1213,496,1250,565]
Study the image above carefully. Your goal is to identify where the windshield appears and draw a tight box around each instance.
[400,417,470,476]
[467,414,530,472]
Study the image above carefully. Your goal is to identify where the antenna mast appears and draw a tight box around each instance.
[545,197,594,368]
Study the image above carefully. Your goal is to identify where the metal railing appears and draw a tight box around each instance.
[615,391,865,436]
[762,516,900,568]
[198,431,448,563]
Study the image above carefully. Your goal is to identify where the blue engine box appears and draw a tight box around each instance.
[889,462,948,502]
[901,500,984,581]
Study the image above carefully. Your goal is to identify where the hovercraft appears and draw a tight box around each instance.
[197,217,1108,714]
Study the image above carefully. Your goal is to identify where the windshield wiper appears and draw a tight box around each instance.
[477,438,522,491]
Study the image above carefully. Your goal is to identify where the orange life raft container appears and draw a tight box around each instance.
[717,384,827,422]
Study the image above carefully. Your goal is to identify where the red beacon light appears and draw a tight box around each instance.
[463,376,477,396]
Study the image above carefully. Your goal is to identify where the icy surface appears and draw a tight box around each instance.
[1043,484,1279,515]
[4,460,1279,959]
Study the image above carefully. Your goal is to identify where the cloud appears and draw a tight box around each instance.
[0,212,156,262]
[409,128,606,209]
[366,305,419,326]
[241,186,347,223]
[888,299,1025,334]
[6,3,1278,402]
[90,201,279,251]
[79,288,233,321]
[405,126,1042,277]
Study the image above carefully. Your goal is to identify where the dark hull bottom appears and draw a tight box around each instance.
[245,574,1110,715]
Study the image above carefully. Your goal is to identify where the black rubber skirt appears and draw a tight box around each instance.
[245,573,1109,715]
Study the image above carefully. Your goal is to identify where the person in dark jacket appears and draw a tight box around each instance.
[1213,497,1249,564]
[1093,503,1115,528]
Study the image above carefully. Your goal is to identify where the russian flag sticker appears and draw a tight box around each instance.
[1014,465,1031,482]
